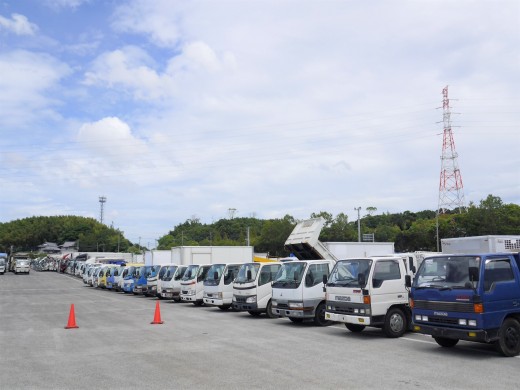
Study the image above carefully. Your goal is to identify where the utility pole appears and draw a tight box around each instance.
[354,207,361,242]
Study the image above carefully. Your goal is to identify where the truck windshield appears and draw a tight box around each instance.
[0,259,5,266]
[235,263,260,283]
[413,256,480,289]
[272,262,306,288]
[328,259,373,287]
[174,266,187,281]
[182,265,199,281]
[162,266,178,281]
[204,264,226,286]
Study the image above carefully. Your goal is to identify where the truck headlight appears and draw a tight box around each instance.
[188,290,196,296]
[271,301,278,307]
[246,296,256,303]
[468,320,477,327]
[458,319,467,326]
[232,296,237,302]
[289,302,303,309]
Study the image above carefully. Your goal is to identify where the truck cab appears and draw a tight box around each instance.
[325,256,414,337]
[146,265,168,297]
[14,258,31,274]
[133,265,157,295]
[160,265,187,301]
[0,253,7,274]
[271,259,334,325]
[232,262,281,317]
[203,263,242,310]
[121,264,144,293]
[410,252,520,356]
[180,264,212,305]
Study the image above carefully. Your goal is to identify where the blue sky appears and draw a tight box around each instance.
[1,0,519,246]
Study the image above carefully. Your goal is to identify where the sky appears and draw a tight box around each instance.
[0,0,519,247]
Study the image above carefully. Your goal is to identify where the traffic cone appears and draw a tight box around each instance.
[151,301,164,324]
[65,303,79,329]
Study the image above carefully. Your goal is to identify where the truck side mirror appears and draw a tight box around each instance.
[247,270,252,280]
[358,273,366,289]
[405,275,412,288]
[293,271,299,281]
[322,274,328,285]
[214,271,218,280]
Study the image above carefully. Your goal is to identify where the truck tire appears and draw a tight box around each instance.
[265,300,276,318]
[313,303,331,326]
[495,318,520,357]
[383,307,407,338]
[434,337,459,348]
[345,323,365,333]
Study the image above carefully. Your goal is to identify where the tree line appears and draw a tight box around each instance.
[0,195,518,256]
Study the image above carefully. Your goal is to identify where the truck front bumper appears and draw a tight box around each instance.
[233,302,259,312]
[272,307,314,319]
[413,323,498,343]
[325,312,372,325]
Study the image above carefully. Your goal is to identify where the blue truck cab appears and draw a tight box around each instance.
[122,265,142,294]
[133,265,158,295]
[408,252,520,356]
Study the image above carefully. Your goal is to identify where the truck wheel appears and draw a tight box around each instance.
[313,303,331,326]
[345,323,365,333]
[383,308,407,338]
[434,337,459,347]
[248,311,261,317]
[265,300,276,318]
[289,317,304,323]
[495,318,520,357]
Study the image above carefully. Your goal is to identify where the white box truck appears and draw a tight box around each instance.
[203,261,250,310]
[232,260,282,317]
[441,235,520,254]
[179,246,254,305]
[324,253,425,337]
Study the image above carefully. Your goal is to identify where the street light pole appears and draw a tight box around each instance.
[354,207,362,242]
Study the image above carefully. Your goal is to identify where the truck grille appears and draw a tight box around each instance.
[234,296,248,303]
[277,303,289,309]
[427,316,459,325]
[414,300,474,313]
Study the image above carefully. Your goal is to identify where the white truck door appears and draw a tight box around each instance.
[370,259,408,317]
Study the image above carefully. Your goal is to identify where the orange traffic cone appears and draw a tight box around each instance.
[151,301,164,324]
[65,303,79,329]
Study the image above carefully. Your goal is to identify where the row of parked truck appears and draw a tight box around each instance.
[65,220,520,357]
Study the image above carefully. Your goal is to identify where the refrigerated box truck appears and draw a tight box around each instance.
[441,235,520,254]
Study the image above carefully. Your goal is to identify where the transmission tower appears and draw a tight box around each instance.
[437,86,466,214]
[99,196,107,224]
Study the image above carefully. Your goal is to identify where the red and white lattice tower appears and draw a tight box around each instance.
[438,86,466,213]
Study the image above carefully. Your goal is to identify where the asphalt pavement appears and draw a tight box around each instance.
[0,271,518,390]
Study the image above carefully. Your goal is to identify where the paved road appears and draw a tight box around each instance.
[0,271,518,390]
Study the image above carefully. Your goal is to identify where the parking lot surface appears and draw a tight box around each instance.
[0,272,518,390]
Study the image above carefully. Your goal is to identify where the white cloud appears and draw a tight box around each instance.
[0,50,71,127]
[44,0,90,10]
[0,13,38,35]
